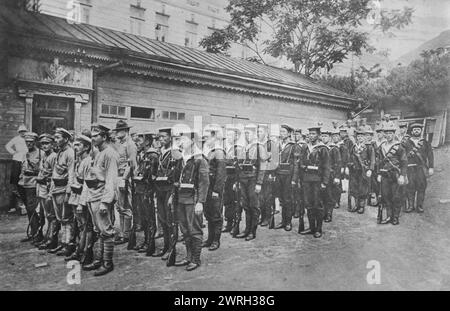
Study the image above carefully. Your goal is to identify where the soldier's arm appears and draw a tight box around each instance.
[197,158,210,203]
[399,146,408,176]
[321,147,331,185]
[126,140,138,179]
[256,144,265,185]
[334,148,342,179]
[213,150,227,194]
[78,158,91,206]
[292,144,301,183]
[66,149,75,194]
[102,151,119,204]
[426,141,434,169]
[369,145,376,171]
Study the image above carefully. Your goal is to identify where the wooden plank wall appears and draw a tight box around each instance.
[97,73,347,133]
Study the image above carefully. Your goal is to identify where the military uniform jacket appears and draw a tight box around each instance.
[276,140,300,181]
[377,141,407,177]
[50,144,75,195]
[260,139,279,172]
[326,143,342,180]
[19,147,45,189]
[68,154,91,206]
[342,137,354,167]
[206,147,227,194]
[350,142,375,172]
[86,145,119,204]
[404,137,434,169]
[155,147,183,192]
[301,143,330,184]
[239,142,267,185]
[114,136,137,179]
[178,153,210,205]
[36,151,56,198]
[136,147,160,192]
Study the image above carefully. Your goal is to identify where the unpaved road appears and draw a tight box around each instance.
[1,147,449,291]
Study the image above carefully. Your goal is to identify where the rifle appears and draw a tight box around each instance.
[166,137,179,267]
[127,159,138,250]
[377,178,384,224]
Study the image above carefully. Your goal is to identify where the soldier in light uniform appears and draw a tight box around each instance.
[18,133,44,243]
[64,134,94,265]
[292,129,307,220]
[174,131,209,271]
[348,129,375,214]
[35,134,57,249]
[404,123,434,213]
[274,125,300,231]
[397,122,409,143]
[153,128,183,257]
[48,128,75,257]
[321,128,342,223]
[202,127,226,251]
[82,124,119,276]
[377,123,408,225]
[222,127,245,237]
[299,127,330,238]
[235,125,266,241]
[111,120,137,245]
[256,124,278,227]
[339,127,353,210]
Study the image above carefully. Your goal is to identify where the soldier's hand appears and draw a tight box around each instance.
[377,175,382,183]
[255,184,262,194]
[398,175,406,186]
[119,179,126,191]
[345,167,350,176]
[76,205,83,214]
[320,183,326,189]
[195,202,203,215]
[341,168,345,175]
[99,203,108,215]
[366,170,372,178]
[291,181,296,186]
[233,183,237,191]
[428,168,434,176]
[333,178,340,185]
[212,192,219,198]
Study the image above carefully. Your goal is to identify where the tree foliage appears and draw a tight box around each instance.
[200,0,413,76]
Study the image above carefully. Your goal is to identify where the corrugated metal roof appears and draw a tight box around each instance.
[0,6,354,100]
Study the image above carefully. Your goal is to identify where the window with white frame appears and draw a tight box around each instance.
[101,104,126,118]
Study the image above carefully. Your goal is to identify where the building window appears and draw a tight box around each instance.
[155,24,169,42]
[161,111,186,121]
[69,0,92,24]
[130,17,144,35]
[101,104,126,118]
[130,106,155,120]
[130,3,146,36]
[155,10,169,42]
[185,19,198,48]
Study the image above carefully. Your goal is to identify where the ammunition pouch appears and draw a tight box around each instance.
[35,176,48,185]
[226,166,237,175]
[155,176,171,187]
[277,163,292,175]
[24,169,39,177]
[70,184,83,195]
[85,178,104,190]
[133,176,147,194]
[178,183,195,204]
[52,177,68,187]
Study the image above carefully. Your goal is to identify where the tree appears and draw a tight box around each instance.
[200,0,413,76]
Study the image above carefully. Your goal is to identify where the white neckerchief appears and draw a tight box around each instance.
[410,136,421,148]
[307,141,324,154]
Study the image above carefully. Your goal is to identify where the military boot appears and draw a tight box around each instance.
[186,238,201,271]
[83,238,103,271]
[222,219,233,233]
[209,222,222,251]
[314,213,323,238]
[202,222,214,248]
[230,218,240,238]
[94,238,114,277]
[300,210,316,235]
[236,214,251,239]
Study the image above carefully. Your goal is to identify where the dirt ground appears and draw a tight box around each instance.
[1,146,449,291]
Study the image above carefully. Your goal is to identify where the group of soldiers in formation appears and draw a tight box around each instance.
[15,116,434,276]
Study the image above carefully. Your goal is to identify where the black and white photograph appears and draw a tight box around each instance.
[0,0,449,294]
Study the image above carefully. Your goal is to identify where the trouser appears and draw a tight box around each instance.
[326,179,341,218]
[276,173,294,225]
[304,181,325,233]
[381,174,404,219]
[74,204,94,255]
[18,186,38,236]
[204,189,223,244]
[41,196,58,243]
[9,161,23,210]
[156,190,172,252]
[223,176,236,223]
[349,170,370,209]
[88,200,115,265]
[239,177,260,234]
[52,192,74,246]
[114,178,133,239]
[137,191,157,247]
[407,166,427,210]
[293,182,304,217]
[259,172,275,223]
[178,202,203,265]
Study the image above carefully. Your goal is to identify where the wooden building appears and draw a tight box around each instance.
[0,5,356,210]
